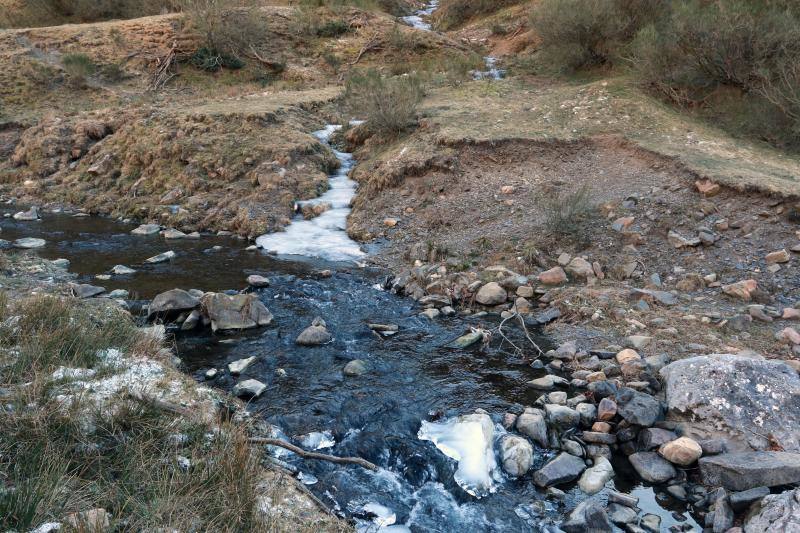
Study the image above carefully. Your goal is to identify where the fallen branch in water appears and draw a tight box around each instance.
[249,437,378,471]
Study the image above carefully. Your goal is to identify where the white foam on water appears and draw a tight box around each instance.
[473,57,506,81]
[255,125,366,262]
[401,0,439,30]
[417,412,500,497]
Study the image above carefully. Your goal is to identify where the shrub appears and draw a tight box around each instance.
[541,184,594,237]
[343,69,424,136]
[62,52,95,88]
[179,0,266,63]
[317,19,350,37]
[530,0,665,72]
[629,0,800,145]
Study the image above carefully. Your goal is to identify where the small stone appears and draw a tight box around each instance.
[227,356,256,375]
[629,451,677,483]
[343,359,367,376]
[13,237,46,249]
[659,437,702,466]
[539,266,567,285]
[131,223,161,235]
[233,379,267,398]
[145,250,176,263]
[616,348,641,364]
[578,456,614,495]
[110,264,136,275]
[695,179,721,197]
[475,282,507,305]
[766,249,790,264]
[499,435,533,477]
[597,397,617,421]
[247,274,270,287]
[722,279,758,301]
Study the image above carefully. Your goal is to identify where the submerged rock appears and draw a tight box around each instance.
[660,354,800,451]
[202,293,273,331]
[13,237,46,249]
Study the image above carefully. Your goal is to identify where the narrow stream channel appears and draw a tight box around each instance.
[1,123,701,531]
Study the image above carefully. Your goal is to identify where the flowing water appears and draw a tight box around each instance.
[0,125,701,531]
[401,0,440,31]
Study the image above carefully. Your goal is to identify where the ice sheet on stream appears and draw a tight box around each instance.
[417,413,503,498]
[255,125,366,262]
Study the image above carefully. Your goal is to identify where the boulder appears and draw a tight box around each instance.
[699,452,800,491]
[149,289,200,317]
[71,284,105,299]
[659,436,702,466]
[202,293,273,331]
[233,379,267,399]
[13,237,46,249]
[499,435,534,477]
[578,456,615,495]
[660,354,800,451]
[475,282,507,305]
[744,488,800,532]
[628,452,676,483]
[533,452,586,487]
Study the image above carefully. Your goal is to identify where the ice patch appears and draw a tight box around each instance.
[299,430,336,450]
[417,412,500,497]
[255,125,365,261]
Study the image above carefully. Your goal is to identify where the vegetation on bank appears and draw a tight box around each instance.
[529,0,800,150]
[0,290,339,531]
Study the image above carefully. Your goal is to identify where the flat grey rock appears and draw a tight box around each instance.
[699,452,800,491]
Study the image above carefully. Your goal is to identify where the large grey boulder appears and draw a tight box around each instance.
[149,289,200,317]
[699,452,800,491]
[202,293,273,331]
[660,353,800,451]
[533,452,586,487]
[744,488,800,532]
[499,435,533,477]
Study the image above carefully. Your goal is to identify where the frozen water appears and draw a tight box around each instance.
[418,412,501,497]
[255,125,365,261]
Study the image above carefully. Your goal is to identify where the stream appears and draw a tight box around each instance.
[1,127,701,531]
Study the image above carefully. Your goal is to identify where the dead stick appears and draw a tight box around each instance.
[249,437,378,471]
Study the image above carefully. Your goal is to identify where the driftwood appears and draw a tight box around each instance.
[249,437,378,471]
[350,31,381,66]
